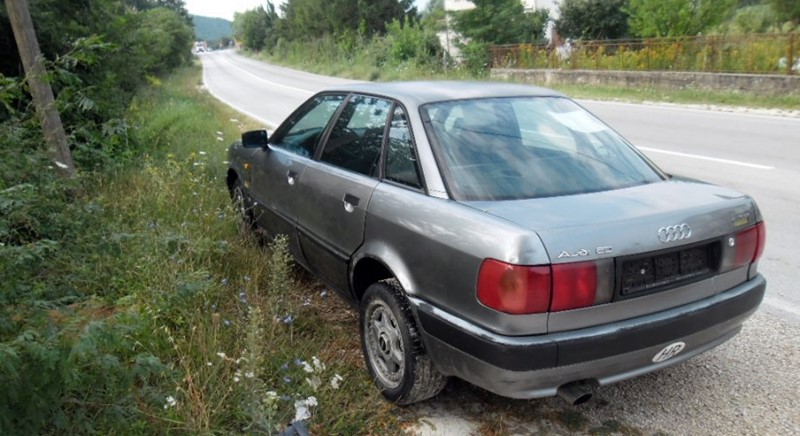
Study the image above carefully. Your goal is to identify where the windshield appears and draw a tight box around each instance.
[421,97,664,201]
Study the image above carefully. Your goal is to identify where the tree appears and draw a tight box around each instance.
[233,2,279,51]
[769,0,800,24]
[452,0,549,45]
[626,0,737,37]
[279,0,414,41]
[556,0,629,40]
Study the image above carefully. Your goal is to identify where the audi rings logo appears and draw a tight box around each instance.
[657,224,692,243]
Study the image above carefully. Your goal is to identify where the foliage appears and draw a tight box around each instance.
[715,5,783,34]
[233,2,280,52]
[1,64,402,434]
[556,0,630,40]
[452,0,550,45]
[491,34,795,75]
[384,17,443,65]
[626,0,737,37]
[278,0,415,41]
[770,0,800,24]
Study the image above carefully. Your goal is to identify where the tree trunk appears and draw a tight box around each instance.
[4,0,77,178]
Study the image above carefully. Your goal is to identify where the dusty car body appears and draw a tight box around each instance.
[226,81,766,404]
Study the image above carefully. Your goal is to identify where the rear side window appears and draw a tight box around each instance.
[421,97,663,201]
[272,94,345,157]
[320,95,392,177]
[384,106,422,189]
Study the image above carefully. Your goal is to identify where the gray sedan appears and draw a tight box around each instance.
[226,81,766,405]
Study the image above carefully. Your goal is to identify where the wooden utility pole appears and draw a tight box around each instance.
[4,0,76,178]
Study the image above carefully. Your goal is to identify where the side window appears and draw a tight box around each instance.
[320,95,391,176]
[385,106,423,189]
[273,94,345,157]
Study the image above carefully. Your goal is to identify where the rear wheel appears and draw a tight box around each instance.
[360,280,447,404]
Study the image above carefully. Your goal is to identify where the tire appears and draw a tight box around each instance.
[231,180,254,238]
[359,280,448,404]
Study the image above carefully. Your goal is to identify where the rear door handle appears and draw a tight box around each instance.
[287,170,298,186]
[343,193,360,213]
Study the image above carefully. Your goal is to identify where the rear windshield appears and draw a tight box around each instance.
[421,97,664,201]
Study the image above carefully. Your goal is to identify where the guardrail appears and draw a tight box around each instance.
[490,33,799,75]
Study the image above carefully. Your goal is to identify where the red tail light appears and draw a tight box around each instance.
[733,222,766,268]
[477,259,550,314]
[477,259,603,314]
[551,261,598,312]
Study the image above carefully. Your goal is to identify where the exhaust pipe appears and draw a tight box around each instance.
[557,381,594,405]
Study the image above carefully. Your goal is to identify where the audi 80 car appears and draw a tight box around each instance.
[226,81,766,405]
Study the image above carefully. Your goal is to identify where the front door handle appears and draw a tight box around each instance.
[287,170,298,186]
[343,193,360,213]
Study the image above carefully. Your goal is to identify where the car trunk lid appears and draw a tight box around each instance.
[463,180,757,265]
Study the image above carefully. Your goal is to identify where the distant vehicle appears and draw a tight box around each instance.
[226,81,766,405]
[194,41,207,54]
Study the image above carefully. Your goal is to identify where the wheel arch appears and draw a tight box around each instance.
[226,168,239,194]
[350,244,417,302]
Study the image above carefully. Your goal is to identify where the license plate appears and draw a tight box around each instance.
[620,243,713,296]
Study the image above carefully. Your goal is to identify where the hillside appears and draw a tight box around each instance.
[192,14,233,41]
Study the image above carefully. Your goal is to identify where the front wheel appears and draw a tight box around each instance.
[360,280,447,404]
[231,180,254,238]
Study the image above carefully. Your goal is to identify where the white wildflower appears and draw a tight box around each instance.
[216,131,223,136]
[54,161,69,169]
[245,371,255,379]
[292,396,318,423]
[306,375,322,391]
[330,374,344,390]
[312,356,325,372]
[216,352,227,359]
[206,361,213,366]
[164,395,177,409]
[302,361,314,373]
[230,118,239,123]
[199,151,207,155]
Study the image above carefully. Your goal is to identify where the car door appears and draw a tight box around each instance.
[295,95,392,292]
[248,94,345,259]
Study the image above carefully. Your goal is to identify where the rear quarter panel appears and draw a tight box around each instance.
[357,182,552,335]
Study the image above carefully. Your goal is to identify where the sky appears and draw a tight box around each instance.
[184,0,430,21]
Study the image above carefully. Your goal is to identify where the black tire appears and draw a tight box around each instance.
[231,179,254,238]
[359,280,448,404]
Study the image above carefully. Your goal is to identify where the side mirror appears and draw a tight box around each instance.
[242,130,269,149]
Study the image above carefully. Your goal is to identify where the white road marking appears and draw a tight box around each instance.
[202,60,278,127]
[219,55,314,96]
[638,146,775,170]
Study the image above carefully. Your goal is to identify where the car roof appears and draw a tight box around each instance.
[320,81,565,108]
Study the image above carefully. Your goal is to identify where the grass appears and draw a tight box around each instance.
[535,82,800,110]
[0,64,403,435]
[252,48,800,110]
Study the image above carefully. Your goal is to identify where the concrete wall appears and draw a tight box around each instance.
[491,68,800,96]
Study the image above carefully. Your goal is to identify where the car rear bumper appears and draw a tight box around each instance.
[411,274,766,399]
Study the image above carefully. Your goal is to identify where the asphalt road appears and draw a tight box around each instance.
[201,49,800,435]
[202,49,800,322]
